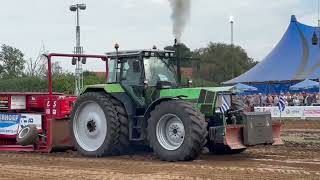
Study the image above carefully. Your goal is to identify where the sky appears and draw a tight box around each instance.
[0,0,317,71]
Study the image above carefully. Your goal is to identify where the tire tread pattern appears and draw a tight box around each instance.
[147,100,207,161]
[70,92,127,157]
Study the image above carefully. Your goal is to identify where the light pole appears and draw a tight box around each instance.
[70,3,86,95]
[229,16,234,78]
[229,16,234,45]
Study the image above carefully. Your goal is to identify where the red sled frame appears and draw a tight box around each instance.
[0,53,109,152]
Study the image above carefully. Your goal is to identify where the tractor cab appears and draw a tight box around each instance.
[106,49,177,107]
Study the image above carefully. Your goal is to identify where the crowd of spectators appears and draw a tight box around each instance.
[240,92,320,109]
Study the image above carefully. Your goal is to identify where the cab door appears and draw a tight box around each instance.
[120,58,146,107]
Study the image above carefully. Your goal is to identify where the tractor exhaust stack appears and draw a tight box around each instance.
[174,38,182,84]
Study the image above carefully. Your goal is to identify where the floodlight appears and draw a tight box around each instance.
[78,4,86,10]
[72,57,77,65]
[70,5,77,11]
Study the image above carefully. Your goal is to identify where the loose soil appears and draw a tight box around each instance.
[0,121,319,180]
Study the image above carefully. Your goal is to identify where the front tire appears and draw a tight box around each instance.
[147,100,207,161]
[70,92,120,157]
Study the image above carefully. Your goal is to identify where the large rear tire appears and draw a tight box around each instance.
[147,100,207,161]
[70,92,122,157]
[109,96,130,154]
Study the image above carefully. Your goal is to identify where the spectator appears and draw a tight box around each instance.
[233,92,320,111]
[261,94,267,106]
[311,94,317,104]
[249,95,254,108]
[298,93,305,105]
[305,94,313,106]
[267,94,273,106]
[253,94,261,107]
[273,95,279,106]
[286,92,293,106]
[293,95,300,106]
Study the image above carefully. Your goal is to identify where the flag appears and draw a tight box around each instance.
[220,95,230,113]
[278,95,286,112]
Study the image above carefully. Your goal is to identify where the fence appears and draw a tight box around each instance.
[254,106,320,119]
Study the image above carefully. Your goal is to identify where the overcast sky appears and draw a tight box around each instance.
[0,0,317,71]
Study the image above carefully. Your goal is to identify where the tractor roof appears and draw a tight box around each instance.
[106,49,175,59]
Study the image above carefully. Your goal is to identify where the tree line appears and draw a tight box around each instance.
[0,44,105,94]
[165,42,257,86]
[0,43,257,94]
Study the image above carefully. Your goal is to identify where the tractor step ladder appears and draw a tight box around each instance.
[129,116,145,141]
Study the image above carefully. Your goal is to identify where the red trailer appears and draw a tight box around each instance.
[0,53,108,152]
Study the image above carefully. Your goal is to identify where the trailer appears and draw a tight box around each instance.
[0,92,76,152]
[0,53,108,152]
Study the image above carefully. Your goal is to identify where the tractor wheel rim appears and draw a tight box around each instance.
[18,127,30,139]
[156,114,185,151]
[73,101,107,152]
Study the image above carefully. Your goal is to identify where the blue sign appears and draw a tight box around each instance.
[0,113,20,135]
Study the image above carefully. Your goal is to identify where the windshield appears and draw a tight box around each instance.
[144,57,177,86]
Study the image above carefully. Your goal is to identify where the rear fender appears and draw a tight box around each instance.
[144,97,177,118]
[80,84,125,94]
[80,85,134,117]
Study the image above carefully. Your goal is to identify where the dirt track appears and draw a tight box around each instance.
[0,121,320,180]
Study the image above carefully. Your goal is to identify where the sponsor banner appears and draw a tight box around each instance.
[302,107,320,118]
[0,113,20,135]
[0,96,9,109]
[11,95,26,110]
[255,106,320,118]
[0,113,42,135]
[17,114,42,132]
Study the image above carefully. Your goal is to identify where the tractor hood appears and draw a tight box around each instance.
[159,86,237,100]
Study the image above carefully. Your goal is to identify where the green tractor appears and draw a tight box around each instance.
[70,47,282,161]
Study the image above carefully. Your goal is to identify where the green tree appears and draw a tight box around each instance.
[0,44,26,78]
[193,42,257,84]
